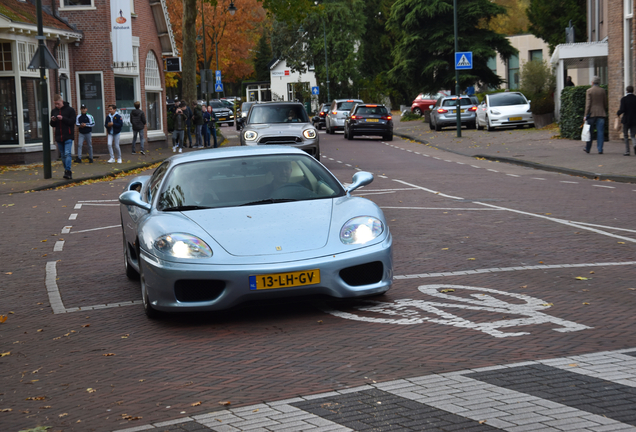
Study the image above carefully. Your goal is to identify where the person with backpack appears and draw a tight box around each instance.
[49,94,76,179]
[130,101,147,155]
[75,104,95,163]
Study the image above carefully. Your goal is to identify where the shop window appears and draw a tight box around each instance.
[529,50,543,62]
[78,73,105,134]
[0,77,17,144]
[115,76,136,133]
[508,54,519,90]
[145,92,161,131]
[18,42,27,72]
[21,78,42,142]
[0,43,12,71]
[62,0,93,7]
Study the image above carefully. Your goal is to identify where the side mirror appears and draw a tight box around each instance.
[429,105,434,110]
[347,171,374,195]
[119,190,151,211]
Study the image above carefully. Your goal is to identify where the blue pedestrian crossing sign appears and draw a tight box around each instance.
[455,52,473,70]
[311,86,319,95]
[215,82,224,92]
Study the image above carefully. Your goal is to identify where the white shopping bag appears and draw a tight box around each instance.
[581,123,591,142]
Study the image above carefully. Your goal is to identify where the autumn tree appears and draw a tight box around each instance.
[487,0,531,35]
[252,32,273,81]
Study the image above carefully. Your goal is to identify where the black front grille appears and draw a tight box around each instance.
[174,280,225,302]
[259,136,302,145]
[339,261,384,286]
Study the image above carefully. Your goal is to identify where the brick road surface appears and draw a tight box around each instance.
[1,128,635,431]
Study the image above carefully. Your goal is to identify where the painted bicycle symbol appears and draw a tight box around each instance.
[323,284,592,338]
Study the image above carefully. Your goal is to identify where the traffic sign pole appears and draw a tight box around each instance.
[454,0,461,138]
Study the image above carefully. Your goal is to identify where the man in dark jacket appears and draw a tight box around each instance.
[130,101,147,155]
[104,104,124,163]
[617,86,636,156]
[50,94,76,179]
[181,100,193,148]
[192,101,204,148]
[172,107,187,153]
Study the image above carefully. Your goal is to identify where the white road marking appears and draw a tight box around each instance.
[78,203,119,206]
[394,261,636,279]
[506,174,520,177]
[381,207,501,211]
[69,213,77,220]
[422,154,430,157]
[345,164,352,167]
[414,152,420,154]
[70,225,120,234]
[77,199,118,202]
[561,181,578,184]
[378,175,388,179]
[45,262,66,314]
[392,178,636,243]
[433,157,441,160]
[533,178,546,180]
[53,241,64,252]
[74,204,82,209]
[324,284,591,337]
[593,184,615,189]
[444,160,452,162]
[355,188,419,192]
[356,191,396,196]
[470,165,480,168]
[456,162,465,165]
[567,221,636,233]
[64,301,143,313]
[337,160,343,163]
[487,169,498,172]
[62,226,71,234]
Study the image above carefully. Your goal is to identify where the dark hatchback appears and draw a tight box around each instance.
[312,103,330,130]
[344,104,393,141]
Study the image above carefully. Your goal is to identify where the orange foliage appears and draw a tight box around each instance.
[166,0,267,83]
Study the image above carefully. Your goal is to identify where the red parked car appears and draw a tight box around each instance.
[410,91,449,116]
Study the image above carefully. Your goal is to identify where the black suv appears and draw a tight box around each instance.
[344,104,393,141]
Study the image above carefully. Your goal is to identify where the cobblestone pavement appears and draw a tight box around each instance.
[1,128,635,431]
[112,349,636,432]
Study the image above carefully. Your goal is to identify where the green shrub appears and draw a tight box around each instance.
[529,91,555,115]
[520,60,556,96]
[559,85,608,139]
[401,112,422,121]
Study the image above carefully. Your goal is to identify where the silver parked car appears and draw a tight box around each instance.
[476,92,534,131]
[239,102,320,159]
[326,99,363,134]
[119,146,393,318]
[428,95,478,131]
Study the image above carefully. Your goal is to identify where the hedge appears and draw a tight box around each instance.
[559,85,608,140]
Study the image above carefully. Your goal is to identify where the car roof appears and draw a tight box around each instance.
[332,99,363,103]
[254,101,304,106]
[167,145,308,165]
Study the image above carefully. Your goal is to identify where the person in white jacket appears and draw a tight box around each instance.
[75,104,96,163]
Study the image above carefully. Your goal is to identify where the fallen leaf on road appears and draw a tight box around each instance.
[219,401,231,406]
[317,320,323,324]
[121,334,129,338]
[41,239,47,242]
[191,401,201,406]
[37,329,43,332]
[479,420,487,424]
[40,406,51,409]
[618,242,625,244]
[0,316,7,323]
[467,258,476,260]
[86,388,96,393]
[0,408,12,412]
[253,409,259,412]
[440,289,455,293]
[139,379,145,382]
[589,271,595,274]
[541,303,554,307]
[441,248,449,250]
[539,261,544,264]
[26,396,46,401]
[103,353,116,357]
[121,414,142,420]
[568,364,578,367]
[5,272,12,275]
[582,302,590,305]
[575,277,589,280]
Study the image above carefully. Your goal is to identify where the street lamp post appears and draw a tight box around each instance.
[36,0,52,178]
[322,18,330,103]
[453,0,461,138]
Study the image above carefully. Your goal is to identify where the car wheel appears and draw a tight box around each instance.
[434,119,441,131]
[477,118,484,130]
[486,116,494,131]
[385,133,393,141]
[140,261,161,319]
[123,235,139,280]
[429,119,434,130]
[413,108,422,116]
[347,129,354,140]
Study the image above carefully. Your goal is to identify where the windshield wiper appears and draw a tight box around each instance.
[239,198,298,206]
[162,205,212,211]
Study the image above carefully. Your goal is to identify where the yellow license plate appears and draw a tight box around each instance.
[218,117,227,121]
[366,119,379,122]
[460,109,466,113]
[509,117,522,121]
[249,269,320,290]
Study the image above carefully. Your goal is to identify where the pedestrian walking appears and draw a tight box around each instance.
[584,76,607,154]
[105,104,123,163]
[49,94,76,179]
[192,101,204,148]
[181,100,193,148]
[130,101,147,155]
[617,85,636,156]
[207,105,218,148]
[202,105,212,148]
[75,104,95,163]
[172,107,187,153]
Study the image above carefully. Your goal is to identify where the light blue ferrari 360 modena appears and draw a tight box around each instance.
[119,146,393,318]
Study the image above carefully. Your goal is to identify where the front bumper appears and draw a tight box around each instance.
[488,112,534,127]
[141,234,393,312]
[436,112,476,127]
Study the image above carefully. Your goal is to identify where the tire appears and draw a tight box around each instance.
[434,119,441,131]
[385,133,393,141]
[429,120,434,130]
[486,116,494,132]
[413,108,422,116]
[123,236,139,280]
[140,261,161,319]
[346,129,354,140]
[477,118,484,130]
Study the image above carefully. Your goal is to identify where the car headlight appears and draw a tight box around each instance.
[244,130,258,141]
[490,109,501,115]
[303,129,317,139]
[153,233,212,259]
[340,217,384,245]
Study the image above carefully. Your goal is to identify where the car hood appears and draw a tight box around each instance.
[489,104,530,114]
[248,123,311,133]
[185,199,333,256]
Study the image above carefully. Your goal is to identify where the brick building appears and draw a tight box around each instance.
[0,0,176,164]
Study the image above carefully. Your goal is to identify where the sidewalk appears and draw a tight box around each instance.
[393,116,636,183]
[0,130,235,195]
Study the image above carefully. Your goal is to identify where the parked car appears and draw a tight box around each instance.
[312,103,330,130]
[239,102,320,159]
[344,104,393,141]
[410,91,449,116]
[325,99,363,134]
[119,146,393,318]
[429,95,478,131]
[236,101,255,130]
[208,100,234,126]
[476,92,534,131]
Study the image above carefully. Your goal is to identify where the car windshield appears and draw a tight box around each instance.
[210,101,225,108]
[157,154,345,210]
[489,93,528,106]
[336,101,359,111]
[248,104,309,124]
[442,98,473,107]
[354,106,388,115]
[241,102,254,111]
